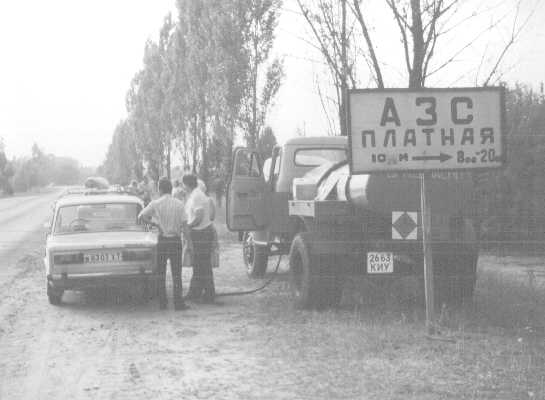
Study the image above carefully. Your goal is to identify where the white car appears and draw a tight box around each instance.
[44,191,158,305]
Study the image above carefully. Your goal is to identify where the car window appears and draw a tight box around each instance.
[54,203,144,234]
[294,148,346,167]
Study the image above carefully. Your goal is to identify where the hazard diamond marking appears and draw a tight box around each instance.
[392,212,418,240]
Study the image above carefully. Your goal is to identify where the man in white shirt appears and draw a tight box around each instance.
[139,177,190,310]
[172,180,185,202]
[183,174,216,303]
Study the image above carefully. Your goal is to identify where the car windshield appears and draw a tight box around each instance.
[294,148,346,167]
[54,203,144,234]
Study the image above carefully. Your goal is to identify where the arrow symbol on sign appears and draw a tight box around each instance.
[412,153,452,162]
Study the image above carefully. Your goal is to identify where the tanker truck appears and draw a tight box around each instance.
[226,136,479,309]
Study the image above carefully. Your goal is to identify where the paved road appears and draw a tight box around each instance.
[0,191,61,280]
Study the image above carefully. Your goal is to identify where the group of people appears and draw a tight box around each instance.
[128,177,155,206]
[138,174,217,310]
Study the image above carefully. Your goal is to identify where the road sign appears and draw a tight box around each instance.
[348,87,505,174]
[392,212,418,240]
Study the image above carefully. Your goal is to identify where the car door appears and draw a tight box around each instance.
[226,147,270,231]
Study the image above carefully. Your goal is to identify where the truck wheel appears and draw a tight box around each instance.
[140,278,153,303]
[47,282,63,305]
[457,252,478,302]
[434,250,478,305]
[243,232,269,278]
[289,233,342,309]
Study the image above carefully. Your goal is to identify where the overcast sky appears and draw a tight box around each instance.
[0,0,543,167]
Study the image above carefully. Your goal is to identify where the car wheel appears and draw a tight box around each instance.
[47,282,63,305]
[243,233,269,278]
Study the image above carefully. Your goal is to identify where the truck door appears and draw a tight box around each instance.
[226,148,270,231]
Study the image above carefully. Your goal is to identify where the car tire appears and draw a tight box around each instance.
[243,232,269,278]
[289,233,342,309]
[47,282,63,305]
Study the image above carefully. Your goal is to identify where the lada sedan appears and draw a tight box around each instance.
[44,192,158,305]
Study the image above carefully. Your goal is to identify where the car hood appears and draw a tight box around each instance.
[47,231,158,252]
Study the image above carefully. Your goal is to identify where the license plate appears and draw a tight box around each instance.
[84,252,123,264]
[367,252,394,274]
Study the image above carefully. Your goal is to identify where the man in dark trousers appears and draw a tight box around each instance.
[183,174,216,303]
[139,177,190,310]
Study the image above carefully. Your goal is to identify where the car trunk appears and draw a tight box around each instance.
[48,231,157,276]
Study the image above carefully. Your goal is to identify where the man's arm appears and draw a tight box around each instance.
[188,207,204,228]
[181,221,193,252]
[208,197,216,222]
[138,201,155,224]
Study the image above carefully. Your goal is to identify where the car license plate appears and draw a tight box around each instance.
[84,252,123,264]
[367,252,394,274]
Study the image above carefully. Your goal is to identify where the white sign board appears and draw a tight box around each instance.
[348,88,505,174]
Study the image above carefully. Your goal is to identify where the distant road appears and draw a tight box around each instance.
[0,190,62,267]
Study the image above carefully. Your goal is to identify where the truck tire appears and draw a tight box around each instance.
[243,232,269,278]
[434,250,478,305]
[47,282,63,305]
[289,233,342,309]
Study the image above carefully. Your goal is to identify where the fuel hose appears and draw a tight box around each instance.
[215,254,284,297]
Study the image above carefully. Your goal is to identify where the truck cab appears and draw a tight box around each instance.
[227,136,347,277]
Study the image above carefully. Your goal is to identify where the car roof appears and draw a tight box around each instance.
[55,194,144,208]
[284,136,348,147]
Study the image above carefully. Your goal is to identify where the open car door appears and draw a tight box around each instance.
[226,148,270,231]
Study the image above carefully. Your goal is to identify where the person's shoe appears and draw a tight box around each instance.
[174,302,190,311]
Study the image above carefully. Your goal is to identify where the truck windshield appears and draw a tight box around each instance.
[294,148,346,167]
[54,203,144,234]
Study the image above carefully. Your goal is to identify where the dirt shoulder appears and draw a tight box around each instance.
[0,227,544,399]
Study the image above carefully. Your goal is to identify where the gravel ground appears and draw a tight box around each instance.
[0,218,544,399]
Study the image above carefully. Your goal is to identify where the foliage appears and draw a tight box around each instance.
[238,0,284,148]
[297,0,536,130]
[102,1,283,187]
[480,84,545,244]
[8,143,83,192]
[0,139,14,194]
[101,120,142,185]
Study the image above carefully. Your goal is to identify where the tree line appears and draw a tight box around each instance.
[100,0,284,188]
[479,84,545,245]
[0,142,89,194]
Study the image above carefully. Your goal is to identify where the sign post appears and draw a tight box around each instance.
[420,172,434,333]
[347,87,505,333]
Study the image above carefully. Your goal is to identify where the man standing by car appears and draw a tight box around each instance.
[183,174,216,303]
[139,177,190,310]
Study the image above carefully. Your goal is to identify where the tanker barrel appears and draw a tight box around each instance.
[319,163,475,217]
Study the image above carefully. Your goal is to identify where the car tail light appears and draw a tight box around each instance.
[53,253,84,264]
[122,249,152,261]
